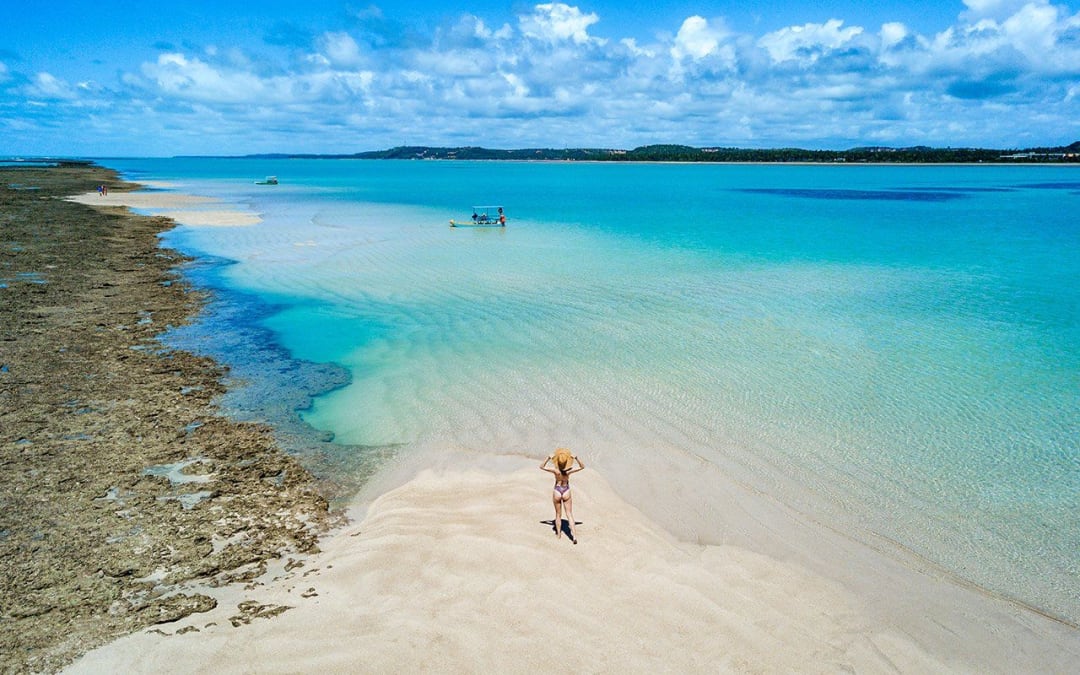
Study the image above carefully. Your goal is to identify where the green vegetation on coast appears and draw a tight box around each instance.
[246,141,1080,163]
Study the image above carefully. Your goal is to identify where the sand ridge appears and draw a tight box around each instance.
[67,461,1080,673]
[66,190,261,226]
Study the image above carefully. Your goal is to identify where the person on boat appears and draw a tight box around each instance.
[472,211,478,223]
[498,207,506,225]
[540,448,584,543]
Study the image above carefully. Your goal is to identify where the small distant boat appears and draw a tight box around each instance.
[255,176,278,185]
[450,205,506,227]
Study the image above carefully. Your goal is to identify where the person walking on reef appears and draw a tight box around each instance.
[540,448,584,543]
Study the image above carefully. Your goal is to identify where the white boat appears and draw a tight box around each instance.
[255,176,278,185]
[450,205,506,227]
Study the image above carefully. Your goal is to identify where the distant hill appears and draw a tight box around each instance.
[248,142,1080,163]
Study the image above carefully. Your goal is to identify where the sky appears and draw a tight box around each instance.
[2,0,1079,156]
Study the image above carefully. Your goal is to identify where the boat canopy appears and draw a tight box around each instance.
[450,204,507,227]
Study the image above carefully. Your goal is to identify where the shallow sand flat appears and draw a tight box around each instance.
[152,208,262,227]
[68,462,1079,674]
[66,190,261,226]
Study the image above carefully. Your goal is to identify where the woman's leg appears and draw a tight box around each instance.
[564,493,576,542]
[552,492,563,538]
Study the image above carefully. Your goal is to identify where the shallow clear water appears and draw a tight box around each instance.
[106,158,1079,623]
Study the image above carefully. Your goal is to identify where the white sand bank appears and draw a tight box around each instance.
[66,191,260,226]
[68,461,1078,674]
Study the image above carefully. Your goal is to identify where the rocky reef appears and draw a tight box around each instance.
[0,164,333,673]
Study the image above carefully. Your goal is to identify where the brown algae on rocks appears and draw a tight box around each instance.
[0,164,333,673]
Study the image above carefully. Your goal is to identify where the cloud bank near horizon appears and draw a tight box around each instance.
[3,0,1079,155]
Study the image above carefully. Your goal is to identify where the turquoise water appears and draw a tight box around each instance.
[104,158,1079,623]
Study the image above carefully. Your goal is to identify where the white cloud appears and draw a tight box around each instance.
[502,72,530,98]
[1001,2,1061,52]
[620,38,656,58]
[671,16,722,60]
[880,22,909,49]
[916,1,1080,75]
[140,52,373,106]
[668,15,737,80]
[412,49,495,77]
[142,53,266,103]
[321,32,364,67]
[519,3,601,44]
[758,19,864,63]
[492,23,515,41]
[961,0,1037,20]
[26,72,76,99]
[466,15,513,41]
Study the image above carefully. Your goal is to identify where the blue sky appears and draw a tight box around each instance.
[2,0,1078,156]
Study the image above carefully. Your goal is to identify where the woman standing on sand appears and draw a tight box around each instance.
[540,448,584,543]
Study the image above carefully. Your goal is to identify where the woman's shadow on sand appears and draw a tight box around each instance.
[540,519,580,543]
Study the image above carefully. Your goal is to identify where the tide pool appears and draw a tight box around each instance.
[105,157,1079,624]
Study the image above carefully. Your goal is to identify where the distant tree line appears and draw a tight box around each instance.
[249,141,1080,163]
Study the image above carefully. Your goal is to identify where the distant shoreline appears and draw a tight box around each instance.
[8,153,1079,166]
[235,142,1080,164]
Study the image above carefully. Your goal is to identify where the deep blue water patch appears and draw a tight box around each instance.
[162,255,347,445]
[1015,182,1080,190]
[896,186,1015,193]
[736,188,968,202]
[159,252,387,495]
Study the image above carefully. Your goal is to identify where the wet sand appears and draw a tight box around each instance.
[0,164,330,673]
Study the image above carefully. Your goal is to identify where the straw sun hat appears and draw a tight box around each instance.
[553,448,574,470]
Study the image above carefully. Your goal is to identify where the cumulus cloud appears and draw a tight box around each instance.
[140,52,373,106]
[671,16,725,60]
[758,19,864,64]
[923,2,1080,78]
[142,53,269,104]
[519,3,601,44]
[321,32,365,67]
[1001,2,1063,52]
[880,22,909,49]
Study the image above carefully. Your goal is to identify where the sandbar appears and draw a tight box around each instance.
[69,460,1080,673]
[66,190,261,226]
